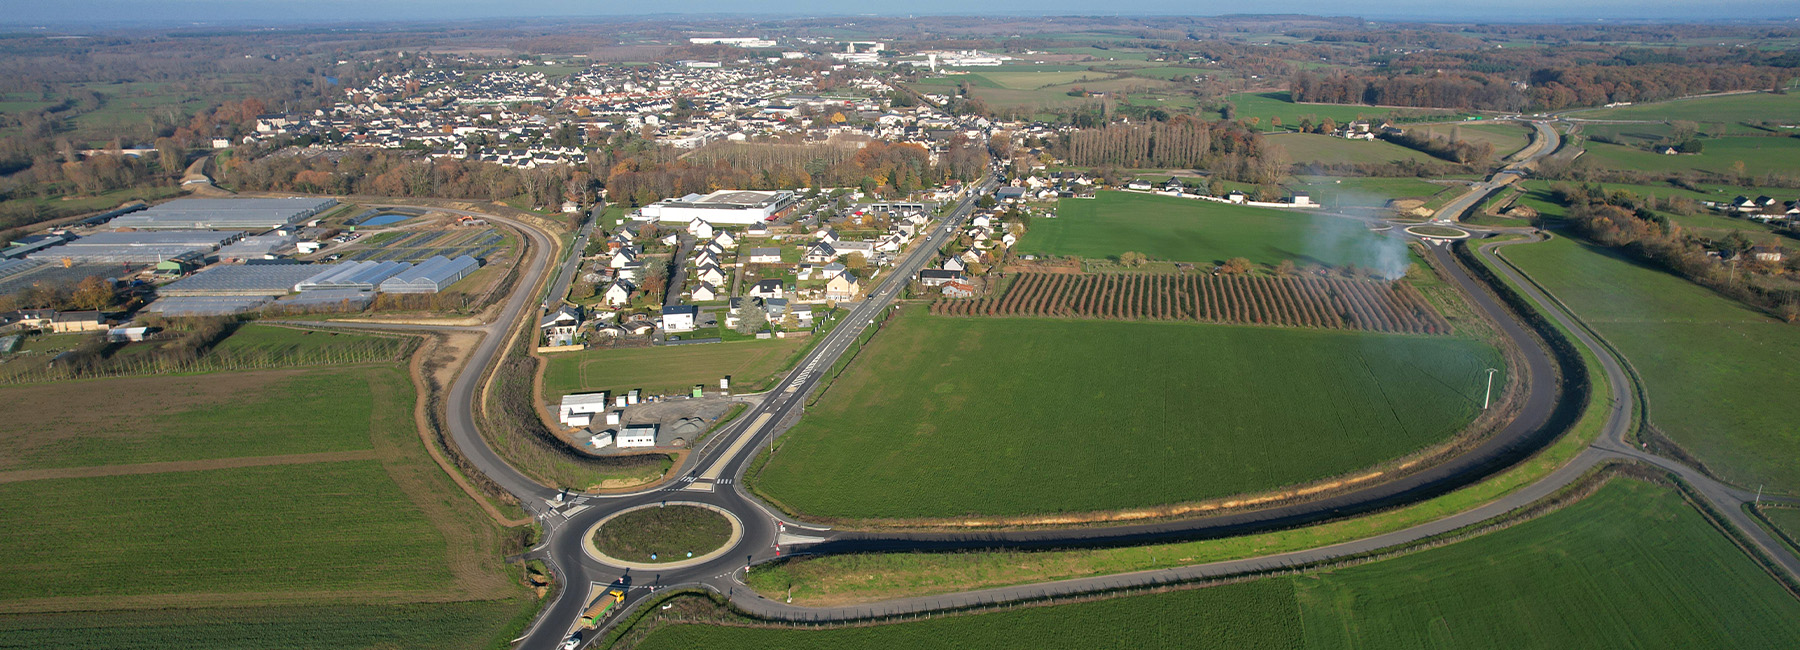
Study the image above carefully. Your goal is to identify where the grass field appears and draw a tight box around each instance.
[1287,176,1452,208]
[205,324,412,363]
[648,479,1800,649]
[0,366,399,471]
[1224,92,1451,131]
[752,309,1501,519]
[0,460,453,599]
[593,505,733,563]
[1578,91,1800,125]
[541,337,808,400]
[0,600,531,650]
[1503,234,1800,494]
[1267,132,1439,166]
[1766,507,1800,553]
[1022,191,1410,268]
[1408,122,1534,158]
[1580,136,1800,177]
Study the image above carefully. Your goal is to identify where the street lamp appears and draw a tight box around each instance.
[1482,368,1499,410]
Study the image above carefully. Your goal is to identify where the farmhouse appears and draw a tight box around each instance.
[559,392,611,427]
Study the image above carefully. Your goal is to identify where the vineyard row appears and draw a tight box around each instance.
[929,272,1453,336]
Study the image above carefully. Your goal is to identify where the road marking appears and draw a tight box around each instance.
[699,413,771,480]
[681,481,715,492]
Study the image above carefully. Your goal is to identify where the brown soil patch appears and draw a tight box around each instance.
[0,450,379,484]
[0,369,309,472]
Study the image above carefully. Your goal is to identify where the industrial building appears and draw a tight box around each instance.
[636,190,796,225]
[27,230,242,263]
[617,424,659,449]
[377,255,479,293]
[108,198,338,230]
[559,392,611,427]
[295,260,410,292]
[159,264,328,296]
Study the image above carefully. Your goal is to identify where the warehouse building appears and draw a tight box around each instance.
[559,392,611,428]
[636,190,796,225]
[109,198,338,230]
[378,255,479,293]
[617,424,659,449]
[159,263,329,296]
[295,260,410,292]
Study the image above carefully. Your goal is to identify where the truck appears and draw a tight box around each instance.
[579,589,626,628]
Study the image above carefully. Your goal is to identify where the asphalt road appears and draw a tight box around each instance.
[1432,119,1559,224]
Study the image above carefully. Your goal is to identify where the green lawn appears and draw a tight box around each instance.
[1022,191,1408,268]
[1577,91,1800,125]
[541,337,808,400]
[1267,132,1440,165]
[0,600,530,650]
[1503,234,1800,494]
[1766,507,1800,553]
[206,324,412,364]
[0,366,406,471]
[1224,92,1451,131]
[593,505,733,563]
[753,310,1501,519]
[1581,136,1800,177]
[0,460,454,599]
[1409,122,1535,158]
[645,480,1800,649]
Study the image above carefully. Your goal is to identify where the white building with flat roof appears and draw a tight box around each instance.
[636,190,797,225]
[559,392,611,427]
[618,424,658,448]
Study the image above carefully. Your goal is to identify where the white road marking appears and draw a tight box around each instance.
[699,413,772,480]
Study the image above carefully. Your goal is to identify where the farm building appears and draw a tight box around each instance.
[272,289,374,311]
[637,190,797,225]
[108,197,338,230]
[617,424,659,449]
[559,392,612,427]
[50,310,107,333]
[160,263,333,297]
[378,255,479,293]
[296,260,411,292]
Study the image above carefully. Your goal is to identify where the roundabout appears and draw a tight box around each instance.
[1404,224,1471,239]
[582,501,743,571]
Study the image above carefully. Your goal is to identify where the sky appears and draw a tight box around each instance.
[2,0,1799,27]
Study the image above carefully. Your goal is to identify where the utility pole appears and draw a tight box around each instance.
[1482,368,1499,410]
[1756,484,1763,506]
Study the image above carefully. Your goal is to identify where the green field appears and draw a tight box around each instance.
[1578,91,1800,125]
[1767,507,1800,552]
[206,324,410,361]
[644,480,1800,649]
[1224,92,1451,131]
[0,600,530,650]
[1267,132,1440,166]
[752,310,1501,519]
[1022,191,1409,268]
[1409,122,1535,158]
[593,505,733,563]
[1581,136,1800,177]
[1287,176,1452,207]
[0,460,453,598]
[541,337,808,400]
[1504,234,1800,494]
[0,366,402,471]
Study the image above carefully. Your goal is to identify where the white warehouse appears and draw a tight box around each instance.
[559,392,611,428]
[379,255,479,293]
[636,190,796,225]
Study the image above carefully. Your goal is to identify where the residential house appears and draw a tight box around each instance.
[692,282,720,302]
[943,257,966,272]
[804,242,840,263]
[1226,190,1248,204]
[695,264,727,285]
[825,271,860,301]
[603,280,634,307]
[713,231,737,249]
[661,304,698,332]
[687,217,715,239]
[609,247,640,269]
[747,247,782,264]
[814,227,839,243]
[1752,246,1787,263]
[749,279,785,300]
[540,305,582,346]
[918,269,963,287]
[942,281,976,298]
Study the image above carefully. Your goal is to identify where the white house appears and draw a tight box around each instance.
[559,392,611,427]
[603,280,634,307]
[661,305,698,332]
[540,305,582,346]
[692,282,720,301]
[687,217,715,239]
[749,279,784,300]
[804,242,839,263]
[713,231,737,249]
[1226,190,1248,204]
[609,248,639,269]
[1290,192,1314,207]
[943,257,966,272]
[617,424,658,448]
[695,264,727,285]
[746,247,782,264]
